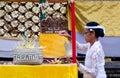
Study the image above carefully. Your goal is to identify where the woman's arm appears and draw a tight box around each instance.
[59,30,89,52]
[78,61,96,77]
[76,41,89,52]
[59,30,71,41]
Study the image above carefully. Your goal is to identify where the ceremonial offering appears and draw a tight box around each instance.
[13,32,43,65]
[46,58,71,64]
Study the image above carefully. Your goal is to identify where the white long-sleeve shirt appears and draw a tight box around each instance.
[77,41,106,78]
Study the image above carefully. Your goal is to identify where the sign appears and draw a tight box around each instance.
[13,48,43,64]
[41,18,68,33]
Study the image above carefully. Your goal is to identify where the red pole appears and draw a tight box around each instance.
[71,1,76,63]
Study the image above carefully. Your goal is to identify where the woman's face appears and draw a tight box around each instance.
[84,28,95,42]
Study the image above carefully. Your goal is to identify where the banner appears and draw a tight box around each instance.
[74,0,120,36]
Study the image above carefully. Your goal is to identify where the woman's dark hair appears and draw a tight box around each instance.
[86,22,104,38]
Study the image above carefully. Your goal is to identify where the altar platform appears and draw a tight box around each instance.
[0,64,78,78]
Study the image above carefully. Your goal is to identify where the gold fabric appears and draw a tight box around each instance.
[68,0,120,36]
[39,34,68,57]
[0,64,78,78]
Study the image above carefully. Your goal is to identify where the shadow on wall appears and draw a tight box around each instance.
[0,39,38,58]
[0,32,120,58]
[76,32,120,57]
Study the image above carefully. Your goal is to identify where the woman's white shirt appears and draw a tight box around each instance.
[77,41,107,78]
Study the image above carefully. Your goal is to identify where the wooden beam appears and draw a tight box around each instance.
[0,0,39,2]
[0,0,68,2]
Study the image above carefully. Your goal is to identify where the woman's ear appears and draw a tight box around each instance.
[93,30,95,35]
[89,30,95,37]
[92,30,96,37]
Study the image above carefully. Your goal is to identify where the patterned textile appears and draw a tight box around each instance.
[0,2,40,39]
[0,1,68,39]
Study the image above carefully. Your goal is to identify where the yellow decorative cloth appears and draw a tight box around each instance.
[0,64,78,78]
[39,34,68,57]
[73,0,120,36]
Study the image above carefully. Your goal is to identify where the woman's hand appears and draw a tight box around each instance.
[76,59,80,67]
[59,30,71,41]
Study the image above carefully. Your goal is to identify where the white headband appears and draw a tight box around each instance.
[84,25,105,34]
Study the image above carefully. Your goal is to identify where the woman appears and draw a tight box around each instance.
[59,22,107,78]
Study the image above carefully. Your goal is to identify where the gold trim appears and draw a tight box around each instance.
[0,36,38,41]
[0,36,21,40]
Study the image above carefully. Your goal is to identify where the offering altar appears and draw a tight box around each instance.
[0,64,78,78]
[0,0,77,78]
